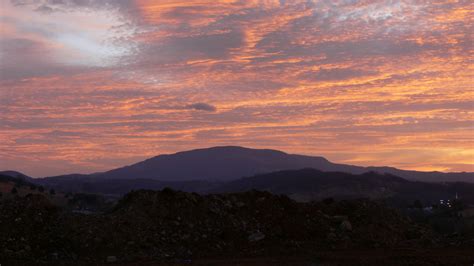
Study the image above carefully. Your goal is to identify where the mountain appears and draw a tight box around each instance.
[23,146,474,195]
[41,146,472,183]
[97,146,355,181]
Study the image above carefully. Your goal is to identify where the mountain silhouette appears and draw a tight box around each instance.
[37,146,472,183]
[97,146,360,181]
[82,146,474,182]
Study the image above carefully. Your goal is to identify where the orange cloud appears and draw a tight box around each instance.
[0,0,472,176]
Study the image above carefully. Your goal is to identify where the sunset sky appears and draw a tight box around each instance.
[1,0,473,177]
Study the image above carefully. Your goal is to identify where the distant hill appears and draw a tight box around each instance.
[32,167,474,207]
[38,146,474,183]
[35,175,221,195]
[213,168,474,205]
[0,171,33,182]
[0,172,36,188]
[0,173,46,197]
[214,169,409,201]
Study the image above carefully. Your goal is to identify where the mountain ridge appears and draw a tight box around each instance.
[3,146,473,183]
[47,146,474,182]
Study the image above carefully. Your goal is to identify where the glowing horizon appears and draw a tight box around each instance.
[1,0,473,177]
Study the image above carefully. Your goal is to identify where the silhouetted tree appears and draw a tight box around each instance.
[38,186,45,192]
[49,189,56,195]
[29,184,37,190]
[11,187,18,194]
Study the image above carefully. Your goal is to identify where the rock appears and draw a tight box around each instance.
[106,255,117,263]
[248,230,265,242]
[51,252,59,260]
[331,215,348,222]
[3,248,13,255]
[340,220,352,231]
[327,232,337,242]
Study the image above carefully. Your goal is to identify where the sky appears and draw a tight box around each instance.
[0,0,473,177]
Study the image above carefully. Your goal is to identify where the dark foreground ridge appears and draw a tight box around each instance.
[1,189,473,265]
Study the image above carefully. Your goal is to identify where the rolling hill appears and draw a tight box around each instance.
[213,168,474,205]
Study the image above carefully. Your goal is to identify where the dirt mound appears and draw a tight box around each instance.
[0,189,437,263]
[0,194,68,261]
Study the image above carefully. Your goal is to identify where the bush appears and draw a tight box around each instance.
[11,187,18,194]
[49,189,56,195]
